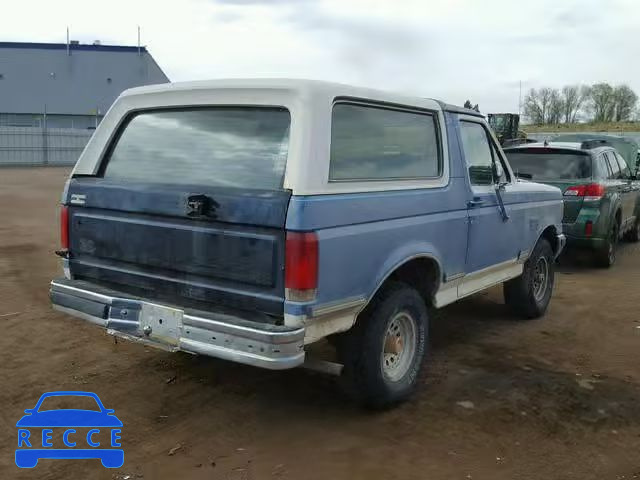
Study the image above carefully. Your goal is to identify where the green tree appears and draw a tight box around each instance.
[561,85,589,123]
[612,85,638,121]
[588,83,616,122]
[524,87,555,124]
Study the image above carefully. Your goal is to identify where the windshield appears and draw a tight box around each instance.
[103,107,291,190]
[505,150,592,180]
[490,116,507,129]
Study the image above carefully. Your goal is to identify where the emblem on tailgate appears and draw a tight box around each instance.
[70,194,86,205]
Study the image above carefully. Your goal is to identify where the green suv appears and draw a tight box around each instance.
[504,141,640,267]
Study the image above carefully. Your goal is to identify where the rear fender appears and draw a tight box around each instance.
[366,242,444,308]
[608,197,623,228]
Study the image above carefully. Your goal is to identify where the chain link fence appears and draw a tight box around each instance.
[0,126,93,167]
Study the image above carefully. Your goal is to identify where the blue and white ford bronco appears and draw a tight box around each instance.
[51,79,565,406]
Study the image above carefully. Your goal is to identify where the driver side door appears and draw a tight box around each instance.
[458,118,523,295]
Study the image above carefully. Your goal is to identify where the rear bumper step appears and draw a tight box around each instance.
[50,279,305,370]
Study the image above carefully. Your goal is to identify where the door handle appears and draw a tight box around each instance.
[468,198,484,208]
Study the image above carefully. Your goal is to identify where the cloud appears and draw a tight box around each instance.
[213,0,309,3]
[1,0,639,113]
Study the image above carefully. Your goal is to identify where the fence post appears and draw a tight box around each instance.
[42,107,49,166]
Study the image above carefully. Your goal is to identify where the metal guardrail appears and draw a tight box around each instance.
[0,126,93,166]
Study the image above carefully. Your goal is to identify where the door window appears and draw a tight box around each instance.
[460,121,494,185]
[614,152,632,179]
[605,152,622,179]
[597,154,612,179]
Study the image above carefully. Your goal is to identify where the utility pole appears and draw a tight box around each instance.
[518,80,522,116]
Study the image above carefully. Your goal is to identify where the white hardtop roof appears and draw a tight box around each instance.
[121,78,445,111]
[74,78,467,195]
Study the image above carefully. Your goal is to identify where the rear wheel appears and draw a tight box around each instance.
[504,238,554,319]
[338,282,428,408]
[595,221,619,268]
[624,217,640,242]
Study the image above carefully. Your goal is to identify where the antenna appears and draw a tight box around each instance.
[137,26,141,56]
[66,26,70,56]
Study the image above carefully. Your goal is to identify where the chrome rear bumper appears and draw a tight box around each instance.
[50,279,305,370]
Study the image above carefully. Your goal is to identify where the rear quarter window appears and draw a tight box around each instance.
[329,103,441,181]
[101,107,291,190]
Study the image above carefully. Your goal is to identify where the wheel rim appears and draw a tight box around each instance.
[532,256,549,302]
[381,311,417,382]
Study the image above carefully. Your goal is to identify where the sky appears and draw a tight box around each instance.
[2,0,639,113]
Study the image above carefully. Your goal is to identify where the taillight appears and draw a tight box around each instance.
[564,184,605,199]
[60,206,69,251]
[285,231,318,302]
[585,221,593,237]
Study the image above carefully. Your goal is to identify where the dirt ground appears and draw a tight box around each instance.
[0,167,639,480]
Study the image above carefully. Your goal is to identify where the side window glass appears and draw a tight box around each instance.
[605,152,621,179]
[460,121,494,185]
[329,103,441,181]
[615,152,631,179]
[599,154,612,179]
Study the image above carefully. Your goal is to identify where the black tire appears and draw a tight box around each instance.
[504,238,554,319]
[595,221,619,268]
[624,217,640,242]
[337,282,428,408]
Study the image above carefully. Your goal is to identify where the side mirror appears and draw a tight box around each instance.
[492,162,504,182]
[24,409,33,414]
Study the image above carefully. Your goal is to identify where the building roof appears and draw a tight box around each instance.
[0,41,149,53]
[0,41,169,116]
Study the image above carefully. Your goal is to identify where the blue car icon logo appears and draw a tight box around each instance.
[16,391,123,468]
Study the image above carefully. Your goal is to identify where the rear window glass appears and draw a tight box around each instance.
[505,150,592,180]
[103,107,290,190]
[329,103,440,181]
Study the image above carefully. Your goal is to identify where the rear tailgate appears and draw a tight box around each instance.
[64,106,292,321]
[504,148,591,223]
